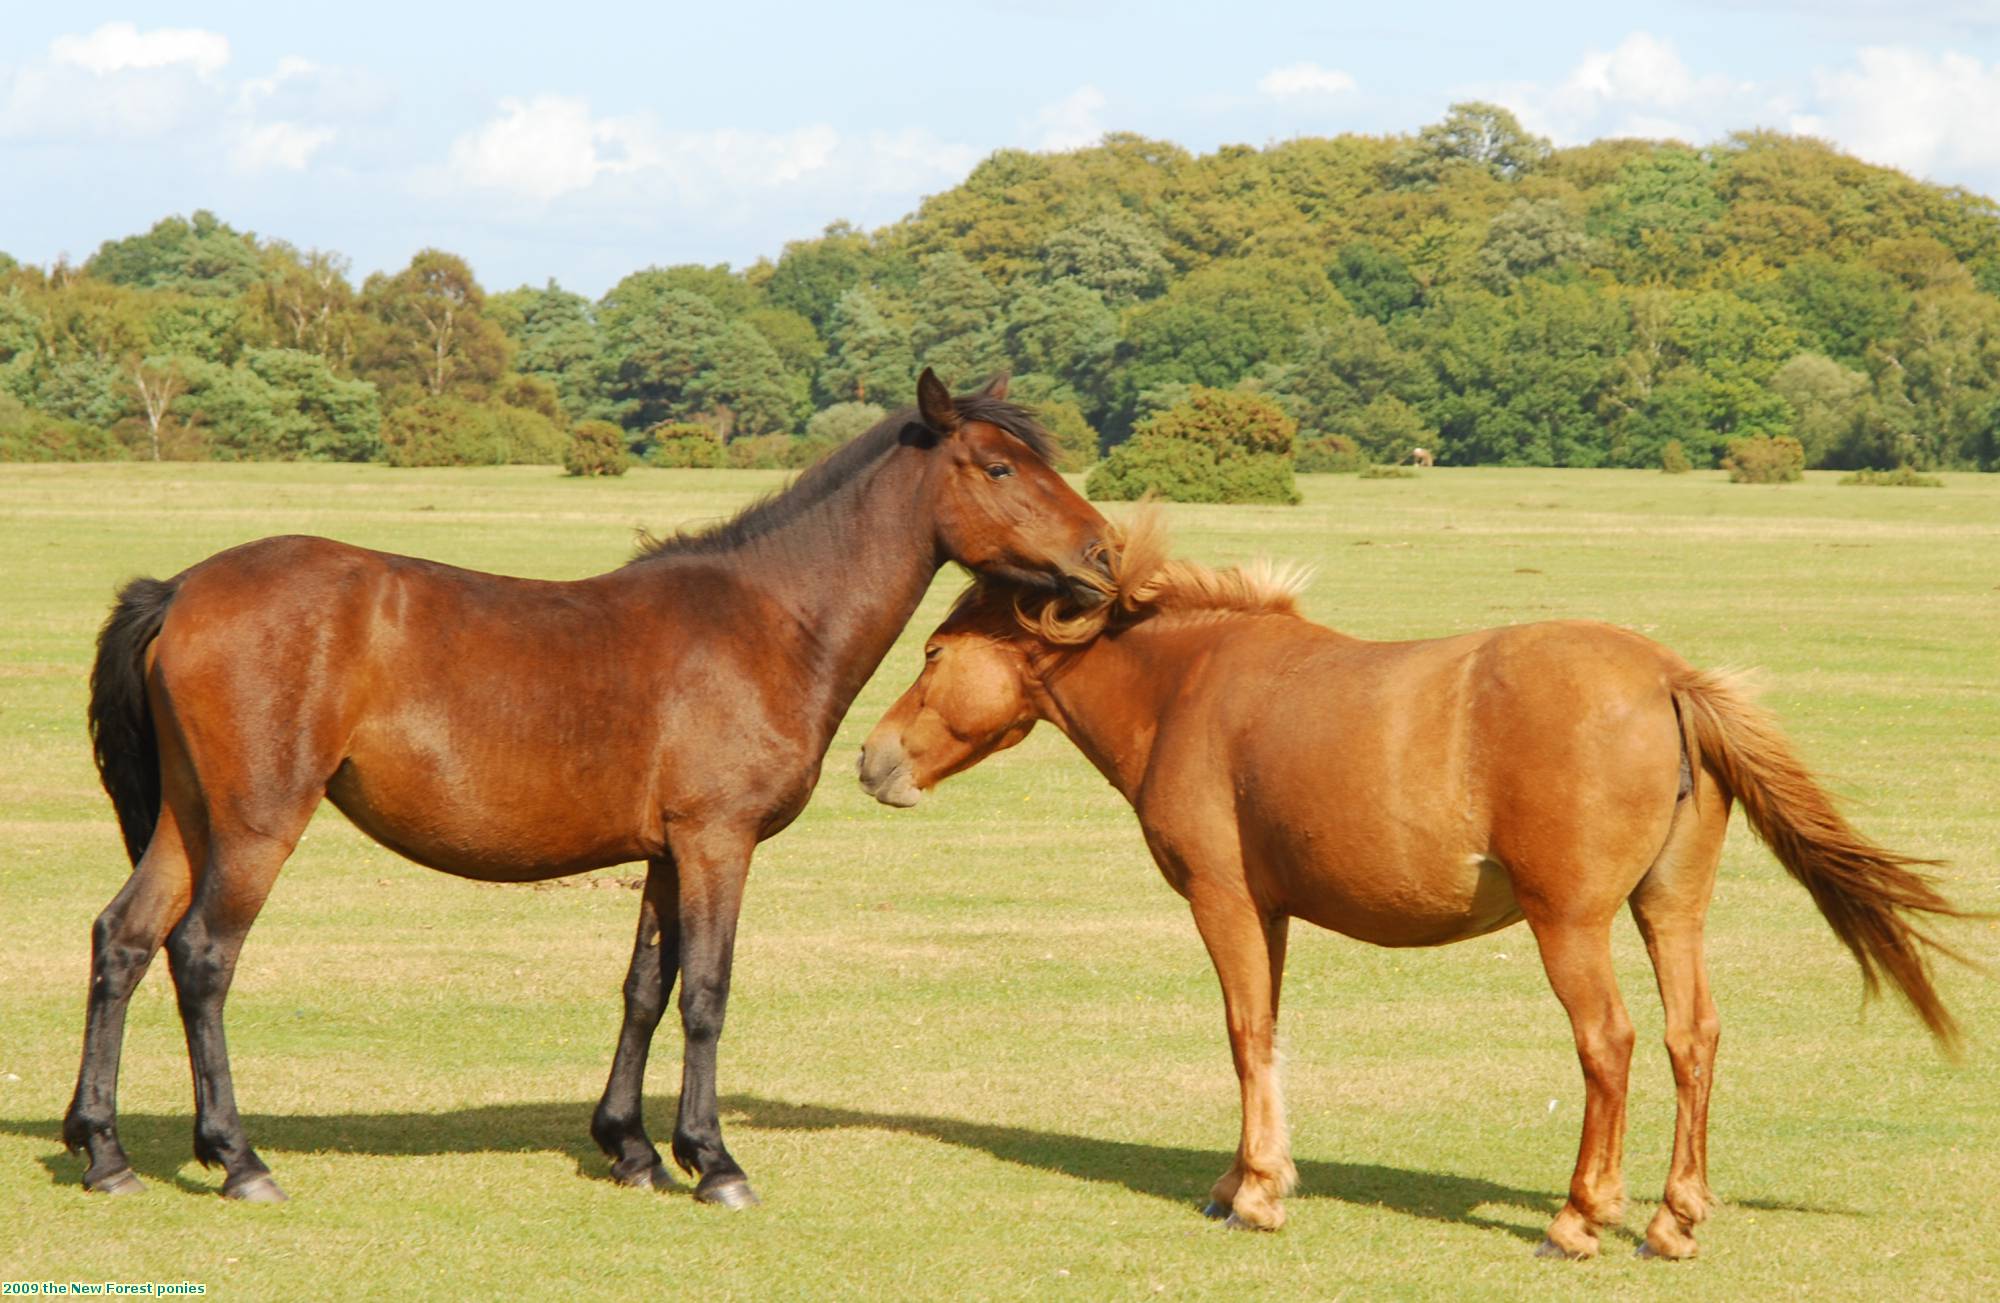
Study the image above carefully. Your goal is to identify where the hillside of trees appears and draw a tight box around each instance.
[5,103,1999,470]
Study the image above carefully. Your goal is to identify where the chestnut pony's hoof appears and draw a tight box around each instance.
[694,1175,759,1209]
[222,1172,287,1203]
[1535,1236,1593,1260]
[1201,1201,1230,1221]
[1222,1213,1277,1232]
[86,1167,144,1196]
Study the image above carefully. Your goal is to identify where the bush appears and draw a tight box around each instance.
[1722,434,1805,483]
[1358,463,1418,479]
[1088,387,1300,504]
[383,395,567,467]
[1839,465,1943,487]
[564,419,630,477]
[1296,433,1368,473]
[0,393,124,461]
[1660,439,1692,474]
[725,434,794,470]
[643,421,723,468]
[804,401,886,445]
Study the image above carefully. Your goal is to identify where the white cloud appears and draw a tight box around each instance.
[1,23,364,176]
[233,121,337,172]
[1808,47,2000,178]
[1491,31,1787,147]
[1033,86,1106,151]
[443,95,981,214]
[1258,62,1356,99]
[50,22,229,79]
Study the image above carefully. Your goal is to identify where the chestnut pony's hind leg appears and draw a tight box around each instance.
[63,801,198,1194]
[591,854,681,1190]
[1629,781,1729,1259]
[1526,915,1636,1259]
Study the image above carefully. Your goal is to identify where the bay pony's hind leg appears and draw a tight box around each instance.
[591,854,681,1190]
[664,822,759,1209]
[166,794,319,1202]
[63,799,199,1194]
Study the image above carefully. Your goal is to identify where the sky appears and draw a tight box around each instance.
[3,2,1998,296]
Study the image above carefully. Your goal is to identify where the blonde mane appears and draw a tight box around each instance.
[1010,505,1311,645]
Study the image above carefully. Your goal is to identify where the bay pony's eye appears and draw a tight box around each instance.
[985,462,1014,480]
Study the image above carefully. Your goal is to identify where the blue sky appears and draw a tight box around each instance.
[4,2,1998,295]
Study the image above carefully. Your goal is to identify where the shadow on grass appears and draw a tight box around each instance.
[3,1097,1853,1240]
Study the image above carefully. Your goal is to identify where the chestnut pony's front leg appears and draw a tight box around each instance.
[1190,888,1295,1230]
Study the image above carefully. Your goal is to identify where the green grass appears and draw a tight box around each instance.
[2,462,1997,1300]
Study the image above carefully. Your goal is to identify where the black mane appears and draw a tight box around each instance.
[628,391,1059,563]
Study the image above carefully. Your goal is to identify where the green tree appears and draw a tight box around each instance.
[1473,198,1589,288]
[804,401,886,444]
[1391,102,1552,187]
[488,281,604,421]
[357,250,511,399]
[817,286,915,405]
[1329,243,1423,323]
[1035,212,1171,303]
[1002,278,1119,414]
[85,211,264,298]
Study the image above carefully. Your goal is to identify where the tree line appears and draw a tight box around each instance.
[5,103,1998,471]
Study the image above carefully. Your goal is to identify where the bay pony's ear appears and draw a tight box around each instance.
[981,372,1010,401]
[911,367,959,445]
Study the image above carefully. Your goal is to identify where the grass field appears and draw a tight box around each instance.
[2,462,1996,1300]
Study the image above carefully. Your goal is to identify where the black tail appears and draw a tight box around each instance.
[89,576,180,865]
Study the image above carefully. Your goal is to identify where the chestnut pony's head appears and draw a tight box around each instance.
[912,369,1111,610]
[856,583,1039,808]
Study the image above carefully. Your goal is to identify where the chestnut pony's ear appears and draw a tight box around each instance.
[981,372,1010,401]
[915,368,959,440]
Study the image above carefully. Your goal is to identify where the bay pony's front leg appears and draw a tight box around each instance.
[664,822,760,1208]
[591,854,680,1190]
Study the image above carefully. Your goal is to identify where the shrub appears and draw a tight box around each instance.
[804,401,886,445]
[564,419,630,476]
[0,393,124,461]
[383,395,568,468]
[1088,387,1300,504]
[1660,438,1692,474]
[1839,465,1943,487]
[1358,463,1418,479]
[725,434,804,470]
[1296,433,1368,473]
[643,421,723,468]
[1722,434,1804,483]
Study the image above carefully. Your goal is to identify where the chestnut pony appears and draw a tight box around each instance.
[860,511,1970,1259]
[68,370,1110,1210]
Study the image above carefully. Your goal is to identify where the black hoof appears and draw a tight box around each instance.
[222,1173,287,1203]
[1222,1213,1275,1232]
[694,1176,759,1210]
[86,1167,144,1196]
[1202,1201,1229,1221]
[614,1160,674,1192]
[1534,1237,1587,1260]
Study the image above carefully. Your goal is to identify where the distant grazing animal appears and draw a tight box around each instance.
[858,509,1970,1259]
[67,370,1112,1210]
[1408,447,1435,467]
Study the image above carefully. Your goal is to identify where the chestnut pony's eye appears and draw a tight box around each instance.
[925,646,943,662]
[985,463,1014,480]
